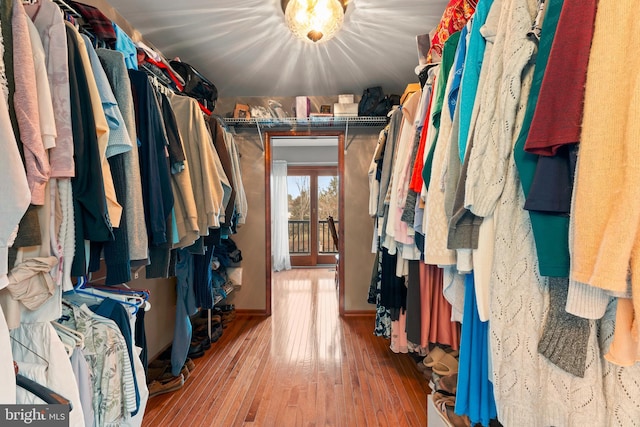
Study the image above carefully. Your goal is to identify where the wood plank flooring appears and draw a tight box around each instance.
[142,268,429,426]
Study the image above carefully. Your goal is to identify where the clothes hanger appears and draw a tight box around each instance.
[54,328,80,354]
[77,287,146,311]
[9,337,49,368]
[66,290,141,315]
[65,291,140,315]
[68,276,141,314]
[82,278,151,311]
[53,0,81,19]
[16,373,72,408]
[51,321,85,348]
[61,341,73,357]
[88,282,150,299]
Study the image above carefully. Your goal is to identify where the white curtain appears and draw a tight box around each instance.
[271,160,291,271]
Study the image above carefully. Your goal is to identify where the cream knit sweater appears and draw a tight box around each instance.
[464,0,607,424]
[425,57,457,266]
[599,299,640,425]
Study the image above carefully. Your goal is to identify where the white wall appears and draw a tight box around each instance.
[228,134,268,311]
[343,133,378,311]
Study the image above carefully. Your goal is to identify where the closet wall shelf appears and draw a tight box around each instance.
[224,116,387,151]
[213,282,235,306]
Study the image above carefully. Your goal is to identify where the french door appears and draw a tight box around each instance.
[287,166,338,266]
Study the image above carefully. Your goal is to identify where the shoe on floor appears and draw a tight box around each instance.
[416,360,430,373]
[434,397,470,427]
[211,325,223,343]
[188,348,205,359]
[432,352,459,376]
[188,342,204,359]
[192,314,222,328]
[436,373,458,396]
[190,336,211,350]
[199,337,212,351]
[148,358,171,369]
[148,374,185,398]
[147,363,172,382]
[193,326,210,340]
[185,358,196,373]
[159,365,190,383]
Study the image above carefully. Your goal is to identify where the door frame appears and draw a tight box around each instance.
[287,165,339,267]
[264,131,345,316]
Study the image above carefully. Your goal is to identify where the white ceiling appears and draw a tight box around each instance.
[105,0,448,98]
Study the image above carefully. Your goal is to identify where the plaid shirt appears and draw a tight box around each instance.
[69,1,116,47]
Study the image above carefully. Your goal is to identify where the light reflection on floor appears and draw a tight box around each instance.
[270,268,341,364]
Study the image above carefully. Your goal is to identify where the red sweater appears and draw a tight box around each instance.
[525,0,598,156]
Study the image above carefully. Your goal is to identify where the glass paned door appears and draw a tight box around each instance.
[287,175,311,256]
[317,175,338,259]
[288,167,338,266]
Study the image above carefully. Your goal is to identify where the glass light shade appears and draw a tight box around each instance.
[284,0,345,43]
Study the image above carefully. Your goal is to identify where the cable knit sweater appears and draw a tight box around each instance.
[464,0,607,424]
[599,299,640,425]
[425,50,457,266]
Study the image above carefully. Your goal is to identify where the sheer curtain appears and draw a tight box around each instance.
[271,160,291,271]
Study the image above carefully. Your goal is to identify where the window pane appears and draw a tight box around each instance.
[318,175,338,254]
[287,176,310,254]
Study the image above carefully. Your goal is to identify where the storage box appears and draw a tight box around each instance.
[233,103,250,119]
[227,267,242,286]
[333,102,358,117]
[338,94,355,104]
[296,96,310,119]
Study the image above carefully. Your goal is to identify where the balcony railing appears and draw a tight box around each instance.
[288,220,338,254]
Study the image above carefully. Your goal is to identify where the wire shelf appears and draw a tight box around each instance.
[224,116,387,151]
[224,116,387,130]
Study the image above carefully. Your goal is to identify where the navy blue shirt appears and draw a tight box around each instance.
[128,70,174,245]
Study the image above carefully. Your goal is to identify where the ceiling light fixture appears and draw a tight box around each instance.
[281,0,348,43]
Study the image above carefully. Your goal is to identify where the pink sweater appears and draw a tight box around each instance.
[12,0,50,205]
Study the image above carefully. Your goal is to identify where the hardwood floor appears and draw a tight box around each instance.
[142,268,429,426]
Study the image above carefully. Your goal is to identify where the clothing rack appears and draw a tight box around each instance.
[150,73,174,97]
[52,0,81,19]
[140,63,171,86]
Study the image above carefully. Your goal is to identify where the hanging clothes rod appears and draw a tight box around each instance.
[52,0,82,18]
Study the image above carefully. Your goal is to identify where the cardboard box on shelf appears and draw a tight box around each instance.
[233,103,250,119]
[333,102,358,117]
[338,94,355,104]
[296,96,310,119]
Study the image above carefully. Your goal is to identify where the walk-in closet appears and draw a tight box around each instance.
[1,0,639,426]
